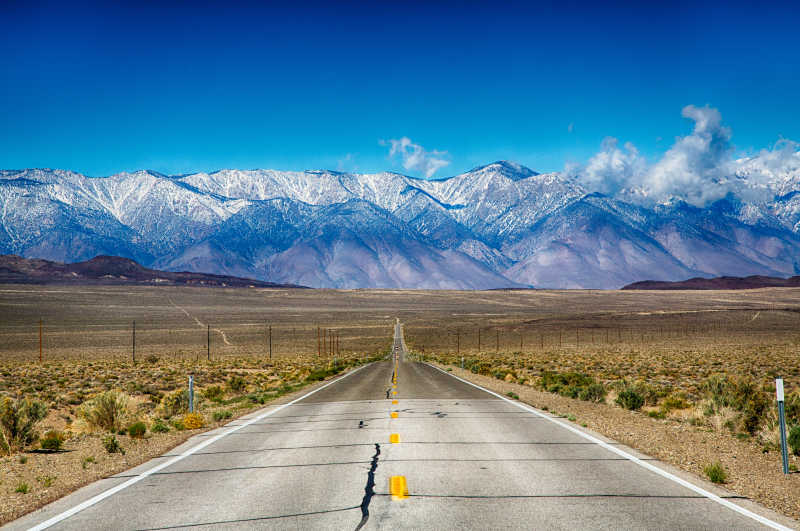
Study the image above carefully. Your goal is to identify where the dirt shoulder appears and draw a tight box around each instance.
[0,367,357,525]
[432,362,800,523]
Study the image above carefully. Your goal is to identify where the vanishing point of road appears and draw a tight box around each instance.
[9,321,793,530]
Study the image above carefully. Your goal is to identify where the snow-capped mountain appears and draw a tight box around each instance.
[3,161,800,288]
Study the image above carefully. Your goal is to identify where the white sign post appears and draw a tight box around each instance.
[776,378,789,475]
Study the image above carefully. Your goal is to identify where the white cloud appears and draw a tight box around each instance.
[382,137,450,178]
[573,137,646,196]
[641,105,734,205]
[569,104,800,207]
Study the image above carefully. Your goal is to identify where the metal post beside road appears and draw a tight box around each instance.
[776,378,789,474]
[189,375,194,413]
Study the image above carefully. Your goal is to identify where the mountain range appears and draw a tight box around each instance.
[2,161,800,289]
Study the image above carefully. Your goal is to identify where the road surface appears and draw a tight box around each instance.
[9,321,792,530]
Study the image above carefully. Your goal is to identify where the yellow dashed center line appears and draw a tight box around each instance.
[389,433,400,444]
[390,411,398,418]
[390,476,409,500]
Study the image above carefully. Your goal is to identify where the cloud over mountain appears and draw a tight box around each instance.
[574,105,800,207]
[383,136,450,178]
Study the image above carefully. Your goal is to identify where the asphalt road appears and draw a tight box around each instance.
[9,322,792,530]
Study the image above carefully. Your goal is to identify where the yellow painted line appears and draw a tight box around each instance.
[390,476,408,500]
[390,411,398,418]
[392,399,398,404]
[389,433,400,443]
[392,391,397,395]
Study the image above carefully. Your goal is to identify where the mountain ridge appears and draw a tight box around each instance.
[0,254,304,288]
[2,160,800,289]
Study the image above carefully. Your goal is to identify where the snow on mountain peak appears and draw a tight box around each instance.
[3,162,800,288]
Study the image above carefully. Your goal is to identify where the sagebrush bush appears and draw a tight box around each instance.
[102,434,124,454]
[579,383,607,403]
[183,413,205,429]
[151,419,169,433]
[203,385,224,401]
[616,387,645,411]
[228,376,246,393]
[662,392,691,411]
[788,425,800,456]
[127,421,146,439]
[703,462,727,484]
[40,430,65,451]
[80,391,128,432]
[213,410,232,422]
[539,371,606,403]
[306,367,336,382]
[0,398,48,454]
[161,389,190,417]
[703,375,770,435]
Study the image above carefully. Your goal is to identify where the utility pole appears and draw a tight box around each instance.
[207,324,210,361]
[496,329,499,353]
[478,328,481,352]
[520,333,523,352]
[269,325,272,359]
[132,320,136,364]
[456,328,460,356]
[317,326,321,356]
[39,318,42,363]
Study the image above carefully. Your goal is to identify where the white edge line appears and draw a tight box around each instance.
[427,363,793,531]
[26,363,372,531]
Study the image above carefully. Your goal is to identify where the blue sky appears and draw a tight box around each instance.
[1,1,799,178]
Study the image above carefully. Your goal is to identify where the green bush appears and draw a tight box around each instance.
[506,391,519,400]
[788,425,800,456]
[80,391,128,432]
[202,385,224,402]
[227,376,247,393]
[161,389,191,417]
[127,421,146,439]
[15,482,29,493]
[784,392,800,424]
[662,392,691,411]
[0,398,48,454]
[213,410,232,422]
[616,387,645,411]
[540,372,606,403]
[578,383,607,403]
[102,434,124,454]
[703,462,727,484]
[306,367,335,382]
[151,419,169,433]
[39,430,65,451]
[703,375,770,435]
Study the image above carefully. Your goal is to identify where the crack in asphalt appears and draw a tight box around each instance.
[354,443,381,531]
